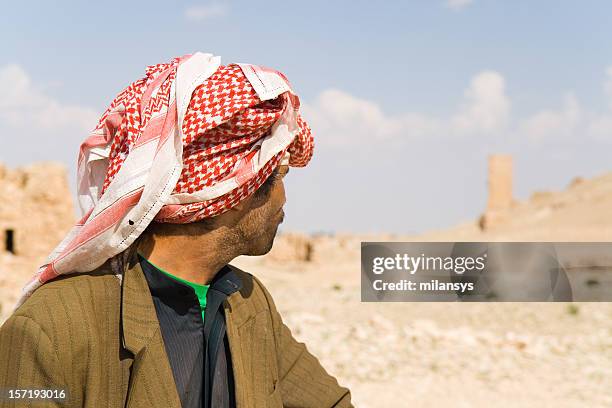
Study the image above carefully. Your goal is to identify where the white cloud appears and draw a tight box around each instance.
[585,115,612,141]
[184,3,228,21]
[302,66,612,148]
[301,89,439,147]
[585,67,612,140]
[0,63,100,196]
[604,66,612,110]
[0,64,98,132]
[517,65,612,142]
[446,0,474,11]
[451,71,510,135]
[581,65,612,141]
[302,70,508,147]
[518,93,581,141]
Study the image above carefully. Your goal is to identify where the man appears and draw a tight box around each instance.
[0,52,352,407]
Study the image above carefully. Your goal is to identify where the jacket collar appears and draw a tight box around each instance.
[120,245,246,355]
[120,244,161,355]
[118,245,182,408]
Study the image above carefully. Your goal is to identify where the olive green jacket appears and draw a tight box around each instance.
[0,247,352,407]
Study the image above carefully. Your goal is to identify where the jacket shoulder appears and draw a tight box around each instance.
[8,261,121,342]
[227,263,276,314]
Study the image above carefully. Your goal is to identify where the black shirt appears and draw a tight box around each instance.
[138,254,241,408]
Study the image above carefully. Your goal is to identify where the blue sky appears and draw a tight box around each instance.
[1,1,611,234]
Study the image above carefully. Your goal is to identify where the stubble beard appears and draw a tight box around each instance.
[235,210,281,257]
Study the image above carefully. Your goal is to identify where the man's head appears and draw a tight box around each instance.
[20,54,314,305]
[143,164,289,257]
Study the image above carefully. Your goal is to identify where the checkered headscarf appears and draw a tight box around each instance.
[16,52,313,308]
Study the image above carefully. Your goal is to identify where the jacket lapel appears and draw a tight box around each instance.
[223,268,258,408]
[120,247,182,408]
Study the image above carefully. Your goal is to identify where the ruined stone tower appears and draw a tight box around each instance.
[479,155,513,230]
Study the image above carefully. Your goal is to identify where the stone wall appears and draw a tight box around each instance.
[0,162,75,263]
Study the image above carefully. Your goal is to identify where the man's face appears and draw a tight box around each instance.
[237,165,289,256]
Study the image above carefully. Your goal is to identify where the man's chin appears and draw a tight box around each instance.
[248,227,279,256]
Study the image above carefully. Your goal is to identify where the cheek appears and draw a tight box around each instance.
[273,180,286,207]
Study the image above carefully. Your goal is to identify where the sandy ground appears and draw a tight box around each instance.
[232,255,612,408]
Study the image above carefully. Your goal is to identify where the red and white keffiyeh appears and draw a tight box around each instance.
[16,52,313,309]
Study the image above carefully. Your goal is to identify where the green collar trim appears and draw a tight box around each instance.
[137,252,209,308]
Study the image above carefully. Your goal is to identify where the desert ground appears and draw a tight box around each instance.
[1,164,611,407]
[233,253,611,408]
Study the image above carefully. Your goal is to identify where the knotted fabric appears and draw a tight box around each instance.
[16,52,313,309]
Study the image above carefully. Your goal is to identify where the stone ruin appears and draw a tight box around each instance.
[265,232,361,264]
[479,154,514,230]
[0,162,75,263]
